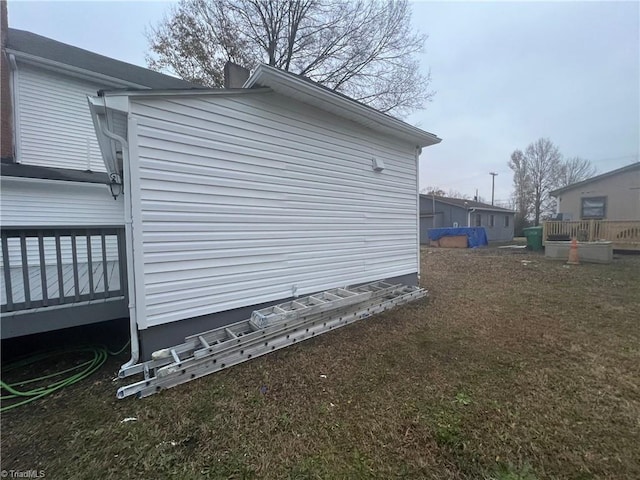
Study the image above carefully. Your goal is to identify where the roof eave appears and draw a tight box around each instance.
[419,195,515,213]
[244,65,441,148]
[550,162,640,196]
[7,49,148,89]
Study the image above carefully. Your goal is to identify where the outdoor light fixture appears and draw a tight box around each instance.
[109,176,123,200]
[109,151,124,200]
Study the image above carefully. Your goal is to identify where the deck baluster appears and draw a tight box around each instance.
[101,231,109,295]
[87,232,94,300]
[20,233,31,308]
[71,232,80,301]
[38,232,48,307]
[55,233,63,303]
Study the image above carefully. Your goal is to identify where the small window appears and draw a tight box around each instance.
[504,215,510,227]
[475,213,482,227]
[581,197,606,219]
[489,214,495,227]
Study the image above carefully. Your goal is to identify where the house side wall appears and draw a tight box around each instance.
[130,92,419,329]
[13,62,108,172]
[419,198,514,243]
[474,209,514,242]
[419,199,470,243]
[556,169,640,221]
[0,177,123,265]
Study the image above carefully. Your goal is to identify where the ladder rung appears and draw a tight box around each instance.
[120,287,427,398]
[118,282,425,393]
[336,288,357,297]
[171,349,181,364]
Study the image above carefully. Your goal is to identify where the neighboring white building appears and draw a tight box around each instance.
[89,64,441,359]
[0,27,198,338]
[2,28,195,212]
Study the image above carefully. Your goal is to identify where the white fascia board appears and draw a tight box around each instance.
[244,65,442,148]
[99,87,272,99]
[102,95,130,113]
[7,49,148,89]
[87,94,130,114]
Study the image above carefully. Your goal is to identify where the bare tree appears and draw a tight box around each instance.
[558,156,596,187]
[147,0,433,116]
[508,138,562,226]
[420,187,470,199]
[420,186,446,196]
[508,149,533,234]
[526,138,563,225]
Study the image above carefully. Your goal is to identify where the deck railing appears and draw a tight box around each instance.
[1,226,127,313]
[543,220,640,251]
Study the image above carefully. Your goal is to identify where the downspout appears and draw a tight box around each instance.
[467,208,477,227]
[8,54,20,162]
[97,115,140,372]
[415,147,421,281]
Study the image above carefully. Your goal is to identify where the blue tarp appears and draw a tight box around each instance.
[427,227,488,248]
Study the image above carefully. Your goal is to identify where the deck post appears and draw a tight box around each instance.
[117,228,127,297]
[2,234,13,311]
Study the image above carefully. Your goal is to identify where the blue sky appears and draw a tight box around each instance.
[8,0,639,204]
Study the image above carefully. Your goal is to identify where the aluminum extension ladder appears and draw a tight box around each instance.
[117,281,427,399]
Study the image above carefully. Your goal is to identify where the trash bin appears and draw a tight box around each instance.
[523,226,543,251]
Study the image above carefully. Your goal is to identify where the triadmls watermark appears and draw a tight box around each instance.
[1,470,46,479]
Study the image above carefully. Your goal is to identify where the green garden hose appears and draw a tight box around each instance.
[0,341,130,412]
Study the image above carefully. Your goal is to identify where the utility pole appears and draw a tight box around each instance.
[432,194,436,228]
[489,172,498,206]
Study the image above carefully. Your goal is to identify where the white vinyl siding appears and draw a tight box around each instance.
[129,92,418,328]
[0,177,124,266]
[15,62,108,172]
[0,177,124,226]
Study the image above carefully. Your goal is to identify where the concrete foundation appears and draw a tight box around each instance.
[544,241,613,264]
[138,272,419,359]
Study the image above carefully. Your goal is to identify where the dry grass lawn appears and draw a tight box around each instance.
[1,247,639,479]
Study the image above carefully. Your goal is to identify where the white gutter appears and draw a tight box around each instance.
[7,49,148,89]
[100,88,271,99]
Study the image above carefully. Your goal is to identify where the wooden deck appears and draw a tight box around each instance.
[1,226,128,339]
[543,220,640,251]
[1,261,121,305]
